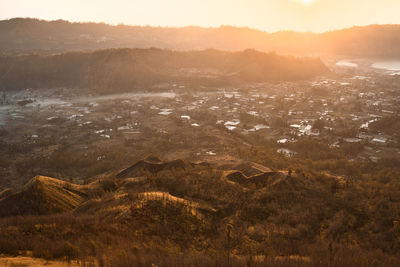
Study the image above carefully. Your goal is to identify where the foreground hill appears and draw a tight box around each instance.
[0,176,84,217]
[0,157,400,266]
[1,18,400,58]
[0,175,115,217]
[0,48,328,91]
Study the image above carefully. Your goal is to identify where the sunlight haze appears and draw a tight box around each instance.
[1,0,400,32]
[2,0,400,265]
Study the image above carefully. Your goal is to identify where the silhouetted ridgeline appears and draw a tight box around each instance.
[0,48,328,91]
[1,18,400,58]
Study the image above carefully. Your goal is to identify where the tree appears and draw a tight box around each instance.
[313,119,325,131]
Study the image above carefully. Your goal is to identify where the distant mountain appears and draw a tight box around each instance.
[1,18,400,58]
[0,48,328,91]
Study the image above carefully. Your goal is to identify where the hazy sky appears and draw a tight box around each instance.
[1,0,400,32]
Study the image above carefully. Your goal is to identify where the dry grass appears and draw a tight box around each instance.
[0,255,83,267]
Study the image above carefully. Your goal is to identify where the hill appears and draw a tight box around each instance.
[0,175,85,217]
[0,48,328,91]
[0,175,116,217]
[0,157,400,266]
[1,18,400,58]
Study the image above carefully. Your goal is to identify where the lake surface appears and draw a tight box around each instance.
[371,60,400,71]
[337,59,400,75]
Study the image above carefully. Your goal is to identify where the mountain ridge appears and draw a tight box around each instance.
[1,18,400,58]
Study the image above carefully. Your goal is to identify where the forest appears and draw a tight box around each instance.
[0,149,400,266]
[0,48,328,91]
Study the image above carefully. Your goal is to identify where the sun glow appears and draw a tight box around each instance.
[299,0,314,5]
[2,0,400,33]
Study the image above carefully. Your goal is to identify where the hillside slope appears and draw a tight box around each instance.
[0,48,328,91]
[0,157,400,266]
[0,175,117,217]
[0,175,85,217]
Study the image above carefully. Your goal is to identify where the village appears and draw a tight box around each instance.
[0,62,399,187]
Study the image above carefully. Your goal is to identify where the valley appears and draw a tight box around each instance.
[0,59,398,188]
[0,16,400,266]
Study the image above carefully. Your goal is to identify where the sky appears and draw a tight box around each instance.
[1,0,400,33]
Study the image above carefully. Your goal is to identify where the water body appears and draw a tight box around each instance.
[337,59,400,75]
[371,60,400,73]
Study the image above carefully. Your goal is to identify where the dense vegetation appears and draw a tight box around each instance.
[0,149,400,266]
[0,48,328,92]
